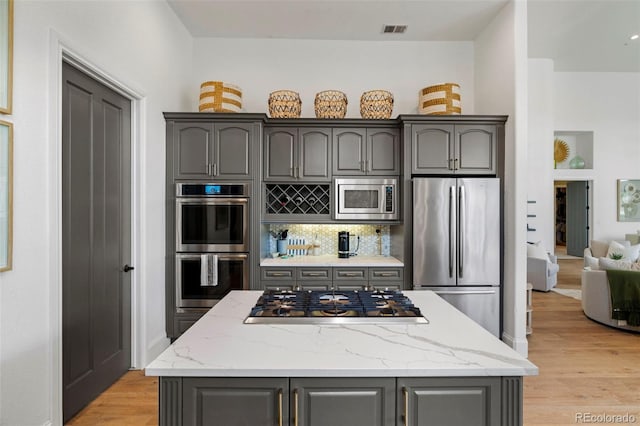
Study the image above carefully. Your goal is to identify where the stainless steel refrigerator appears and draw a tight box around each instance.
[413,178,501,336]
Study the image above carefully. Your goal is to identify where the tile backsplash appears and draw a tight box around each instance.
[268,224,390,256]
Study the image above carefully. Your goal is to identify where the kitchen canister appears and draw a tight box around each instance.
[314,90,348,119]
[198,81,243,112]
[359,90,394,119]
[268,90,302,118]
[419,83,461,115]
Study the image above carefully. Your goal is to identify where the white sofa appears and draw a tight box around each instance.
[582,239,640,331]
[582,268,640,332]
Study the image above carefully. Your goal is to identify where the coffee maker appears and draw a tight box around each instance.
[338,231,350,258]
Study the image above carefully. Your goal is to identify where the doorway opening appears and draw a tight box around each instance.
[554,180,593,259]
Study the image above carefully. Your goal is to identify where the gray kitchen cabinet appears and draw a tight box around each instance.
[411,123,496,175]
[172,122,253,180]
[333,128,400,176]
[368,267,404,291]
[261,266,405,290]
[291,378,395,426]
[160,376,521,426]
[398,377,501,426]
[181,377,289,426]
[264,127,331,181]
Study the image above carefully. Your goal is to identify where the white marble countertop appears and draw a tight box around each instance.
[145,291,538,378]
[260,255,404,267]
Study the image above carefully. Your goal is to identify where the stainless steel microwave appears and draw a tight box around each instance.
[334,178,398,220]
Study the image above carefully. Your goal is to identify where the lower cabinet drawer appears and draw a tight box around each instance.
[370,282,402,291]
[369,267,404,281]
[333,267,368,281]
[297,267,331,281]
[263,281,295,291]
[262,268,295,281]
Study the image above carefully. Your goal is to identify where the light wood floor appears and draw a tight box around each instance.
[67,258,640,425]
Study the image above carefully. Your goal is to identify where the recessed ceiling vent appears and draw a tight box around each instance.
[382,25,407,34]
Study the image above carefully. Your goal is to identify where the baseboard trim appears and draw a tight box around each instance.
[146,334,171,367]
[502,332,529,357]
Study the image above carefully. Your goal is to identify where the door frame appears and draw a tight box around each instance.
[48,31,145,425]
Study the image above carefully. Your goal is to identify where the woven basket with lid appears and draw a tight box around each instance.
[268,90,302,118]
[314,90,348,119]
[360,90,393,119]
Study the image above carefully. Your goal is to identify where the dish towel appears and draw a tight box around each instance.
[200,254,219,287]
[606,269,640,326]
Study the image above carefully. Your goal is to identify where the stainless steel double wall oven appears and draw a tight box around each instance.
[175,182,250,309]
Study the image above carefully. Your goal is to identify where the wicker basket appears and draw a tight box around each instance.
[360,90,393,119]
[314,90,347,119]
[268,90,302,118]
[198,81,242,112]
[419,83,461,115]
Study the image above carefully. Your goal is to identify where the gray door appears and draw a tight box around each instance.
[411,124,454,174]
[566,181,589,256]
[398,377,501,426]
[455,125,496,174]
[264,127,296,180]
[299,128,331,180]
[291,378,395,426]
[173,122,213,179]
[215,123,252,178]
[367,128,399,175]
[182,377,289,426]
[332,128,366,175]
[62,62,132,422]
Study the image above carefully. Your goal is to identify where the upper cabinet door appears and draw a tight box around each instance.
[264,128,297,181]
[332,128,366,175]
[455,124,496,175]
[367,128,399,175]
[298,128,331,181]
[173,122,214,180]
[411,124,454,174]
[215,123,252,179]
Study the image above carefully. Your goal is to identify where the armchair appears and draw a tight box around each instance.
[527,251,559,292]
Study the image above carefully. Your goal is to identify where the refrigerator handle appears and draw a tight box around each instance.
[458,185,465,278]
[449,185,455,278]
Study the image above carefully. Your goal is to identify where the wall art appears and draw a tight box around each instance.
[618,179,640,222]
[0,0,12,114]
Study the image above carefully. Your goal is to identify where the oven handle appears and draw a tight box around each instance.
[177,197,249,205]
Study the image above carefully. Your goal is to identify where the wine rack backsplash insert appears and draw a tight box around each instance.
[268,224,391,257]
[265,184,330,215]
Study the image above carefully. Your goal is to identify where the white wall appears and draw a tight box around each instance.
[191,38,476,117]
[1,1,191,424]
[553,72,640,241]
[527,59,555,251]
[527,70,640,251]
[474,0,529,355]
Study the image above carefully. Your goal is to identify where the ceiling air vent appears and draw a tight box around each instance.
[382,25,407,34]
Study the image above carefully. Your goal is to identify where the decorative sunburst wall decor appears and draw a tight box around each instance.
[554,138,570,164]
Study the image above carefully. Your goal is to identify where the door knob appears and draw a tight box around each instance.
[123,264,135,272]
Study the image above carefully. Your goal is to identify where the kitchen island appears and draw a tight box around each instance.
[146,290,537,426]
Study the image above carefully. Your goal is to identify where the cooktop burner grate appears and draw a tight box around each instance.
[244,290,429,324]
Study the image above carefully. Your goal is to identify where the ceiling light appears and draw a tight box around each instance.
[630,34,639,40]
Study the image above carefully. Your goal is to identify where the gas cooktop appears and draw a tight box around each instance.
[243,289,429,324]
